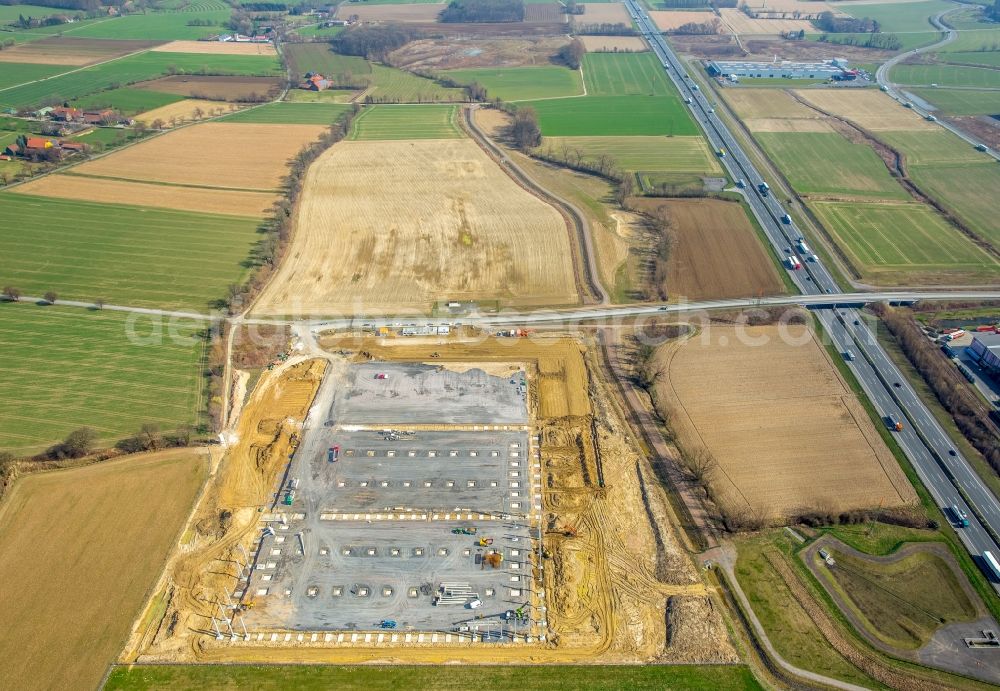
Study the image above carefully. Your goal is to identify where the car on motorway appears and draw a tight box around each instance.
[949,449,958,457]
[893,382,901,388]
[736,179,745,188]
[784,247,792,254]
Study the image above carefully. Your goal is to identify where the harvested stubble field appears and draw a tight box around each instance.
[0,193,260,309]
[252,139,578,315]
[793,88,936,131]
[720,87,831,132]
[755,131,909,200]
[0,450,206,691]
[719,9,817,35]
[14,174,276,218]
[390,36,572,70]
[657,324,917,519]
[147,337,734,666]
[0,36,161,66]
[579,35,647,52]
[134,98,233,126]
[442,65,584,100]
[540,135,721,174]
[349,104,461,139]
[336,2,444,21]
[152,40,277,56]
[578,1,631,24]
[811,200,1000,284]
[74,122,325,191]
[134,75,283,101]
[649,10,728,32]
[628,197,784,300]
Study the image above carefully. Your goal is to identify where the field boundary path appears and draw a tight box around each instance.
[876,5,1000,161]
[462,104,609,305]
[707,543,871,691]
[801,535,1000,685]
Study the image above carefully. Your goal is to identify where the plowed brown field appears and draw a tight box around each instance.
[134,75,282,101]
[657,324,916,520]
[12,174,275,217]
[134,98,233,126]
[252,139,579,316]
[579,35,647,52]
[578,2,630,24]
[0,449,206,691]
[628,198,785,300]
[338,2,444,22]
[74,123,325,191]
[0,37,160,65]
[649,10,727,32]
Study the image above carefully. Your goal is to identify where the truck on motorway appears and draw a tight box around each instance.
[685,97,693,104]
[943,329,966,341]
[983,551,1000,580]
[950,505,970,527]
[758,182,770,196]
[785,255,802,270]
[844,350,855,361]
[797,240,810,253]
[885,414,904,432]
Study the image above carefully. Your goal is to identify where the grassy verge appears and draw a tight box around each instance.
[104,664,763,690]
[816,316,1000,623]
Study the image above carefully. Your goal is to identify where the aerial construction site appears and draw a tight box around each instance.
[124,331,734,665]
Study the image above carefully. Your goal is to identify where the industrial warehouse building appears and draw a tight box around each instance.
[706,59,855,80]
[968,332,1000,374]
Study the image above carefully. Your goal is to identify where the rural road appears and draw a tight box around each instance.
[625,0,1000,595]
[875,5,1000,161]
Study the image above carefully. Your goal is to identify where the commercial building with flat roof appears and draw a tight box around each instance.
[969,332,1000,373]
[706,59,852,80]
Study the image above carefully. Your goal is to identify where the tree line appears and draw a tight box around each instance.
[332,24,418,60]
[871,302,1000,477]
[439,0,524,23]
[815,11,879,33]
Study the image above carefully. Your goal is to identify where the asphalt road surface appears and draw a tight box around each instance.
[624,0,1000,589]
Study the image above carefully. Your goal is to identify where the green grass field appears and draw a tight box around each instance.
[892,63,1000,89]
[810,31,942,52]
[75,126,149,150]
[0,4,73,20]
[442,65,583,101]
[583,51,673,97]
[735,533,877,688]
[0,303,205,454]
[349,104,461,140]
[907,163,1000,249]
[0,52,282,109]
[0,193,260,310]
[811,200,1000,282]
[62,10,232,40]
[841,0,955,33]
[524,95,698,136]
[367,64,466,103]
[822,547,976,649]
[69,87,184,116]
[104,664,763,691]
[540,135,722,174]
[284,43,371,81]
[906,87,1000,115]
[0,62,70,91]
[285,89,359,103]
[222,102,351,124]
[756,131,908,200]
[878,129,992,166]
[937,28,1000,52]
[937,50,1000,68]
[289,23,345,38]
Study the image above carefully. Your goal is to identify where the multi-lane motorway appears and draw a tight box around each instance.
[624,0,1000,587]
